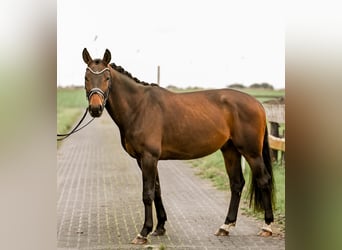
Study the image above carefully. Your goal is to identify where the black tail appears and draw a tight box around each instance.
[249,126,275,211]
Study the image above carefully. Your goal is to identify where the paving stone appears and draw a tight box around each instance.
[57,112,285,249]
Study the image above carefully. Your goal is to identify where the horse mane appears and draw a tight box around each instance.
[109,63,159,87]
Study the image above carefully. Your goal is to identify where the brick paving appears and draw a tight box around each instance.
[57,112,285,249]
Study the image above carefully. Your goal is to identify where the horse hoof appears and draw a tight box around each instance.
[131,234,148,244]
[214,228,229,236]
[151,228,166,236]
[258,230,272,237]
[258,223,272,237]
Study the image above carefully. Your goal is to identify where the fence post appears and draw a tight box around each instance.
[157,65,160,85]
[280,129,285,165]
[269,121,280,162]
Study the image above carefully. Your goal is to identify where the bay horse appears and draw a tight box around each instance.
[82,48,275,244]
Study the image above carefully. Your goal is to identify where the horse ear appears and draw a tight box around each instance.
[103,49,111,65]
[82,48,92,64]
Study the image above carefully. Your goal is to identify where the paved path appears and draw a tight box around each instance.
[57,112,285,249]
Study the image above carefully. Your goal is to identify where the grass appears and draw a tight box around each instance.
[57,86,285,230]
[235,88,284,97]
[189,152,228,190]
[232,88,285,103]
[242,160,285,227]
[189,151,285,231]
[57,87,284,134]
[169,86,285,102]
[188,89,285,231]
[57,87,88,143]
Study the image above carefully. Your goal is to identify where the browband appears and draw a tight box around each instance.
[86,67,110,75]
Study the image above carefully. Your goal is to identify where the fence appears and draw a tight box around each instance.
[263,103,285,164]
[263,104,285,124]
[241,103,285,169]
[263,103,285,147]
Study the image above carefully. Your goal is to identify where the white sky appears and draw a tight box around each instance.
[57,0,285,89]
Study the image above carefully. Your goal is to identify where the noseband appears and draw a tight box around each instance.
[86,67,111,106]
[87,87,106,101]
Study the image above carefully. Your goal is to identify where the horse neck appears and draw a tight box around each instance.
[106,69,144,128]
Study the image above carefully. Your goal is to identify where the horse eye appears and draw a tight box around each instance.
[106,77,110,81]
[85,77,88,82]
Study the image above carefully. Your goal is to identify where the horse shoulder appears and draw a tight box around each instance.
[121,89,165,158]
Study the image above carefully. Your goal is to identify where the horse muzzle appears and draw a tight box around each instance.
[88,103,104,117]
[88,88,106,117]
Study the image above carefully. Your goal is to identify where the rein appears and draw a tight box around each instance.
[57,108,95,141]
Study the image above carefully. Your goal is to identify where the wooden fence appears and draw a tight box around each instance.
[269,135,285,151]
[263,104,285,153]
[263,104,285,124]
[242,101,285,168]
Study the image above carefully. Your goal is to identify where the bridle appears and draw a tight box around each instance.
[56,66,111,141]
[86,67,111,107]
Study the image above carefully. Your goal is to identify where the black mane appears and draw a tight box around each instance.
[110,63,158,87]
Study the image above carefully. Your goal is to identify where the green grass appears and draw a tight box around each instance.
[241,159,285,227]
[169,86,285,102]
[232,88,285,103]
[188,88,285,231]
[189,151,285,231]
[57,87,284,134]
[57,86,285,230]
[235,88,284,97]
[189,153,228,190]
[57,87,88,137]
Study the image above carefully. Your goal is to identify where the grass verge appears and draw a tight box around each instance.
[57,86,285,232]
[57,88,88,145]
[189,151,285,233]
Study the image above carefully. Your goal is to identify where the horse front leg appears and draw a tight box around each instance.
[132,153,157,245]
[151,171,167,236]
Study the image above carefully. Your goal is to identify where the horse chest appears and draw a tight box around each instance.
[122,125,163,159]
[124,140,138,158]
[122,132,149,158]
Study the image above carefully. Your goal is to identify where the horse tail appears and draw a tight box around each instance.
[249,126,275,211]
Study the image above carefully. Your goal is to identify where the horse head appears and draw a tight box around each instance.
[82,48,111,117]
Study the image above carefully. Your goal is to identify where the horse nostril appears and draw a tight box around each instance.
[89,104,103,117]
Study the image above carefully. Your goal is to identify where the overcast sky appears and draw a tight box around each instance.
[57,0,284,89]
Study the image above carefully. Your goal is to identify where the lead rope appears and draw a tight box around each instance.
[57,107,95,141]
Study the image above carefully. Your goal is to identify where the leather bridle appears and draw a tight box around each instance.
[86,67,111,108]
[56,66,111,141]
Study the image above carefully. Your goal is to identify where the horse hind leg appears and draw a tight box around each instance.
[215,140,245,236]
[244,154,274,236]
[226,124,275,237]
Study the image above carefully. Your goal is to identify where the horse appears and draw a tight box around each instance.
[82,48,275,244]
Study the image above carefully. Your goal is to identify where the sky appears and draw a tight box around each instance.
[57,0,285,89]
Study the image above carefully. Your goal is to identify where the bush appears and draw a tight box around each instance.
[249,82,274,90]
[227,83,246,89]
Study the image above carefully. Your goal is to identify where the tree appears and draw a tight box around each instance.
[249,82,274,89]
[227,83,245,89]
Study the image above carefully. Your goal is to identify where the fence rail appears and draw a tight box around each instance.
[263,104,285,124]
[269,135,285,151]
[263,103,285,156]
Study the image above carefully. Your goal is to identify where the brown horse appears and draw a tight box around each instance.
[82,48,275,244]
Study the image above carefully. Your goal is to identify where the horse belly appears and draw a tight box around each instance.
[160,128,229,160]
[159,97,232,160]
